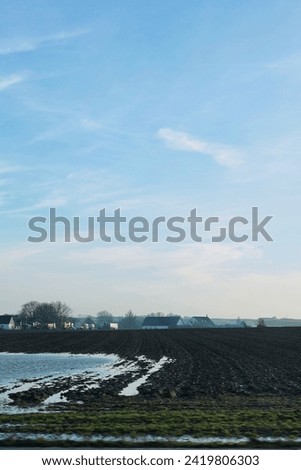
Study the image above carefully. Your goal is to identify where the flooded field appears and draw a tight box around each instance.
[0,352,117,386]
[0,351,172,413]
[1,329,301,448]
[0,352,118,413]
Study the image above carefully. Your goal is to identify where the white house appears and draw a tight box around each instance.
[0,315,15,330]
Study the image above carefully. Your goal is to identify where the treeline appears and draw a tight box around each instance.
[17,302,139,330]
[18,301,72,329]
[85,310,138,329]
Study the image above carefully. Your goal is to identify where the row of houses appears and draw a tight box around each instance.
[74,315,247,330]
[0,314,247,330]
[4,313,301,330]
[0,315,74,331]
[141,315,247,329]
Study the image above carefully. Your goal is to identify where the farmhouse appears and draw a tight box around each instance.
[0,315,15,330]
[188,316,215,328]
[142,315,184,329]
[212,318,249,328]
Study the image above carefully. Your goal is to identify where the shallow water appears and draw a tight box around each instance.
[0,353,172,413]
[120,356,172,396]
[0,352,117,386]
[0,431,298,445]
[0,431,249,444]
[0,352,118,413]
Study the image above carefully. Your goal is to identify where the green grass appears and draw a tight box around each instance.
[1,395,301,445]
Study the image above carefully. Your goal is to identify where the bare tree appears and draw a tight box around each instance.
[96,310,113,327]
[84,316,94,327]
[119,310,137,329]
[52,301,72,327]
[19,301,40,326]
[19,301,71,329]
[147,312,165,317]
[257,318,266,328]
[34,303,58,326]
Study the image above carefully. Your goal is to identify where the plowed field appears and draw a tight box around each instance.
[1,328,301,397]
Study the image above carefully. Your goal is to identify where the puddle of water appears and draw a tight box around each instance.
[43,359,140,405]
[0,353,118,413]
[120,356,172,396]
[0,353,171,412]
[0,432,299,445]
[0,431,249,444]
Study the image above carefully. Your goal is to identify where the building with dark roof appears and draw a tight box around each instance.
[0,315,15,330]
[142,315,184,329]
[187,316,215,328]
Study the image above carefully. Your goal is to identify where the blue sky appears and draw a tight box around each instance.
[1,0,301,317]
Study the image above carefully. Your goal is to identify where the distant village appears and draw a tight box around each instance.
[1,309,301,331]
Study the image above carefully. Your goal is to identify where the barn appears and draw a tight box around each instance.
[142,316,184,329]
[0,315,15,330]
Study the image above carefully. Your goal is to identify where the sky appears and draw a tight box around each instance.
[1,0,301,318]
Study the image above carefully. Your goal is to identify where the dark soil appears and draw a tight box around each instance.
[1,327,301,399]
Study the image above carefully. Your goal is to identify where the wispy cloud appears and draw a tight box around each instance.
[0,194,68,216]
[80,118,104,131]
[0,74,25,91]
[0,162,24,174]
[65,243,260,271]
[28,126,67,144]
[28,118,103,145]
[264,52,301,73]
[157,128,244,167]
[0,246,46,274]
[0,28,90,55]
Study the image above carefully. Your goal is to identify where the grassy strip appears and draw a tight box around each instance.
[1,396,301,441]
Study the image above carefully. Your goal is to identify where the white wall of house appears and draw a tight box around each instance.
[0,319,15,330]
